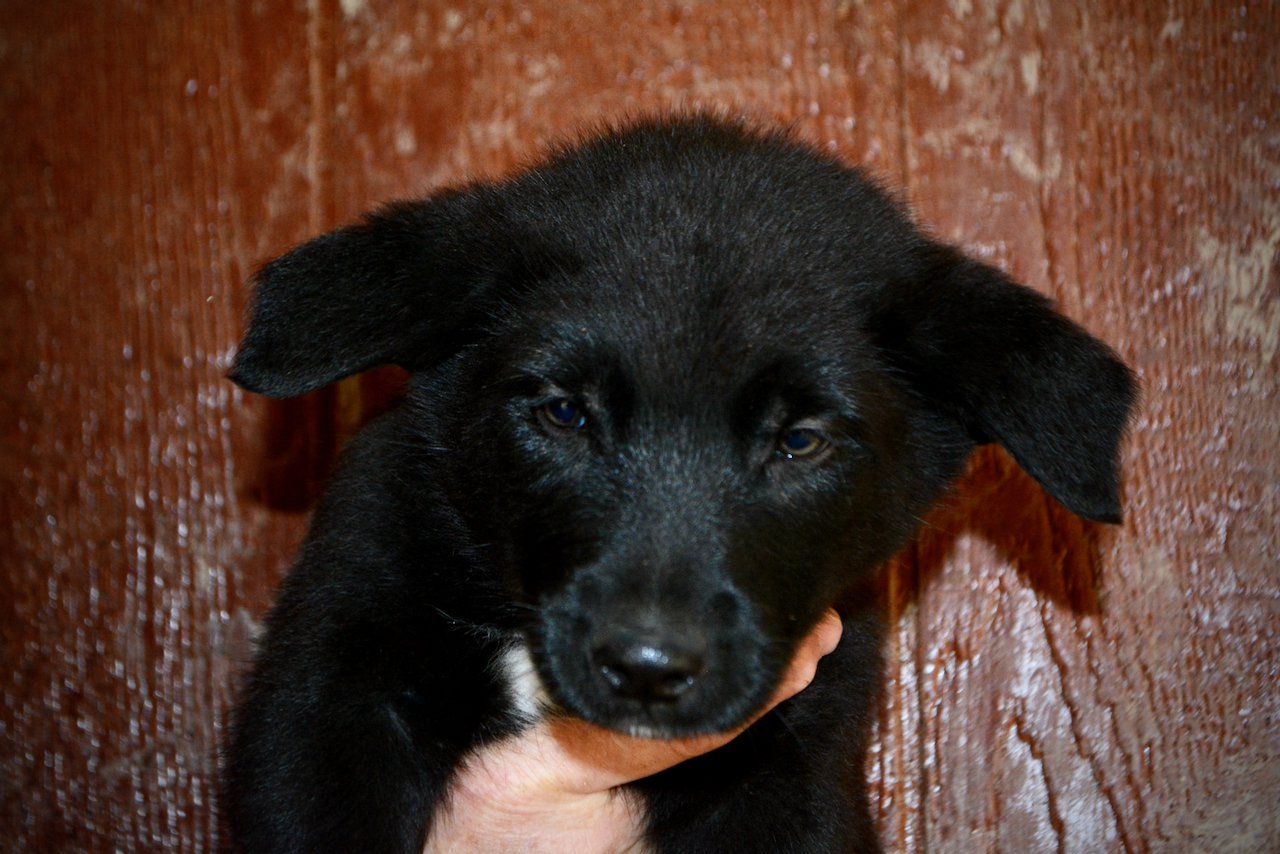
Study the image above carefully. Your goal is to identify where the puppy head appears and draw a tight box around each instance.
[232,116,1134,736]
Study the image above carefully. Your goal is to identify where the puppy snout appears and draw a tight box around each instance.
[591,629,707,702]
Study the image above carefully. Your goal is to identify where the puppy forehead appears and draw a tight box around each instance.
[500,279,872,409]
[508,235,865,355]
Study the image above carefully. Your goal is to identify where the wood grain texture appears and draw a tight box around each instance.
[1,1,1275,851]
[898,4,1279,851]
[1,3,320,849]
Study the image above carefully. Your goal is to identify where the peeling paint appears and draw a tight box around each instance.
[1003,0,1026,30]
[1006,138,1061,184]
[1160,18,1184,41]
[1197,226,1280,363]
[912,40,952,93]
[394,126,418,156]
[1020,50,1040,97]
[916,118,1062,186]
[1195,138,1280,363]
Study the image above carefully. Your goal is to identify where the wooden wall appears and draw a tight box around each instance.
[2,1,1275,850]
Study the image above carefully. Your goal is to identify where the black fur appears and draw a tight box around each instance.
[224,115,1135,853]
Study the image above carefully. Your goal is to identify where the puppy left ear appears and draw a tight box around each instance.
[230,189,505,398]
[872,247,1137,523]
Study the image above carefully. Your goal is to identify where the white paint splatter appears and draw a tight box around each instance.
[1195,138,1280,362]
[911,40,952,93]
[394,126,418,156]
[1021,51,1040,97]
[1006,139,1062,184]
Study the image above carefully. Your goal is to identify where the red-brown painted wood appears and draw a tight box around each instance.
[2,1,1275,850]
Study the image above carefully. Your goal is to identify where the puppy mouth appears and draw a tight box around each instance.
[559,682,770,739]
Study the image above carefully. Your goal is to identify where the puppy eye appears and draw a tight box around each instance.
[776,427,828,460]
[538,398,587,432]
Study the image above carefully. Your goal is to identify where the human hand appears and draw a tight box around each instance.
[423,609,844,853]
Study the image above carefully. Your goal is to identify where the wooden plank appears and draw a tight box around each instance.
[0,2,321,849]
[899,1,1279,850]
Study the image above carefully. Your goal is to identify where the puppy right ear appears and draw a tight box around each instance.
[870,246,1136,524]
[230,190,501,397]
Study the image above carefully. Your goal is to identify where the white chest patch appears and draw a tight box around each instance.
[495,640,552,723]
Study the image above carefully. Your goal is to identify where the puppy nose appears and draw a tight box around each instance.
[591,630,706,701]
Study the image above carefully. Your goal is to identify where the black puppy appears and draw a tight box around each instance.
[224,115,1134,852]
